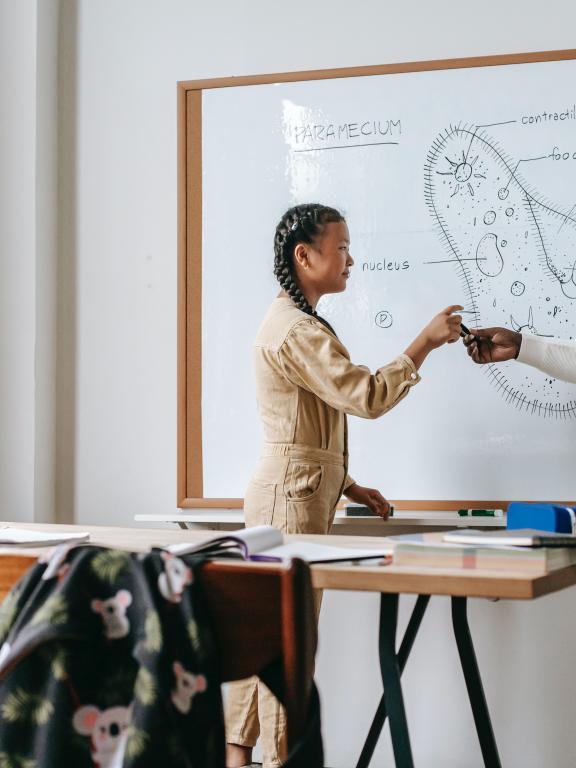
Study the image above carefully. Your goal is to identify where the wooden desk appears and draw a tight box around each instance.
[0,522,568,601]
[1,522,575,768]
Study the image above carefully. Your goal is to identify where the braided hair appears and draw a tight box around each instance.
[273,203,344,334]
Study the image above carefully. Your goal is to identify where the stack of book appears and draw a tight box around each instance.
[390,529,576,574]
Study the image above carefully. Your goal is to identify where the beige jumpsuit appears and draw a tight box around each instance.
[225,297,420,767]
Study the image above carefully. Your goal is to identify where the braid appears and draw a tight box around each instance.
[273,212,311,313]
[273,203,343,334]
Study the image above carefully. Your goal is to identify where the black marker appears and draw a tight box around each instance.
[460,322,473,339]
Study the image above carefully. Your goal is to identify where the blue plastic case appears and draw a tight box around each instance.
[507,503,576,534]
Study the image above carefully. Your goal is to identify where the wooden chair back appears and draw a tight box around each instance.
[197,558,317,749]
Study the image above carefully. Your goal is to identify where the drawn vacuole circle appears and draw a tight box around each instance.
[511,281,525,296]
[483,210,496,225]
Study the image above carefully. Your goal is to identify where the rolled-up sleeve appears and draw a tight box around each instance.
[343,474,356,491]
[277,319,421,419]
[517,334,576,385]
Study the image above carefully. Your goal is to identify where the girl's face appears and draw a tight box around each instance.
[294,220,353,306]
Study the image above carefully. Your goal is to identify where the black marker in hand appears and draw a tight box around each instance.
[460,322,475,339]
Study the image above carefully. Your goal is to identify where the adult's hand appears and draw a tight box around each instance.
[344,483,392,520]
[463,327,522,364]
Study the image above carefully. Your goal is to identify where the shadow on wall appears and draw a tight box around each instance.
[56,0,78,523]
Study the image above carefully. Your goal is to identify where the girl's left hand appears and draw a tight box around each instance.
[344,483,392,520]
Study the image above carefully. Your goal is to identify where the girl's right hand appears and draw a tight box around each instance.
[422,305,463,348]
[404,305,463,369]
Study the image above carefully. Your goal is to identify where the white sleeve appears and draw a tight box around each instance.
[517,335,576,385]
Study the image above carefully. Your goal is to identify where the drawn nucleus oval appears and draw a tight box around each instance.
[424,124,576,417]
[476,233,504,277]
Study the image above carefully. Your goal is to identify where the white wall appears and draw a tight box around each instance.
[0,0,36,520]
[0,0,59,523]
[0,0,44,520]
[67,0,576,527]
[3,0,576,765]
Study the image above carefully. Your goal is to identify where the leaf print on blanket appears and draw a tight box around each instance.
[187,619,203,658]
[90,551,130,585]
[0,589,21,645]
[30,594,68,627]
[39,644,68,681]
[1,689,54,725]
[125,726,149,760]
[143,610,162,653]
[134,668,156,706]
[0,754,37,768]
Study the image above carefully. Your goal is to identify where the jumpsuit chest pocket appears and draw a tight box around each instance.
[285,461,324,501]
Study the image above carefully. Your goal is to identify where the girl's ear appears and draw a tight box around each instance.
[293,243,310,270]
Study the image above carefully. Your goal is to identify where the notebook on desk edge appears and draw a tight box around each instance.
[443,528,576,548]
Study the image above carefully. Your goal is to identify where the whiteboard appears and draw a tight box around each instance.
[185,53,576,504]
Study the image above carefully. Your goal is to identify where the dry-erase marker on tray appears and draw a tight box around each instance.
[457,509,504,518]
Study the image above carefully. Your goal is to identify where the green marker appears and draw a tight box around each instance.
[457,509,504,518]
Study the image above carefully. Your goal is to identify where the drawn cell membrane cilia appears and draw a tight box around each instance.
[425,124,576,418]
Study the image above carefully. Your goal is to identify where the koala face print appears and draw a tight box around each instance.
[170,661,207,714]
[73,704,131,768]
[158,553,193,603]
[91,590,133,640]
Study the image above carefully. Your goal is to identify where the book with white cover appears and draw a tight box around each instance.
[167,525,392,564]
[443,528,576,548]
[0,528,90,547]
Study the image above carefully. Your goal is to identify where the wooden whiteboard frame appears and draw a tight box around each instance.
[177,48,576,510]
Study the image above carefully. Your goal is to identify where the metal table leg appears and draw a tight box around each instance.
[452,597,502,768]
[358,593,425,768]
[356,594,430,768]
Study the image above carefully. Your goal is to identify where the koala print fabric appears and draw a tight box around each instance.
[0,546,224,767]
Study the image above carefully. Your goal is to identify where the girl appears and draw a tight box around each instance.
[226,203,462,768]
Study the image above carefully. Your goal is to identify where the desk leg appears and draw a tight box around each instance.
[375,594,415,768]
[356,595,429,768]
[451,597,501,768]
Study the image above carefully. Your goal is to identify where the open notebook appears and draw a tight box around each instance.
[167,525,392,564]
